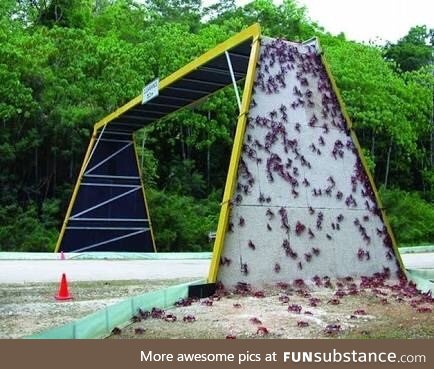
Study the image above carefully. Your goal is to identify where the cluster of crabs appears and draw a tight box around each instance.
[221,38,399,276]
[110,272,432,338]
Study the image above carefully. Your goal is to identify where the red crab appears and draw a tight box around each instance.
[174,298,193,307]
[294,279,305,288]
[335,290,346,298]
[256,326,269,336]
[151,308,165,319]
[138,308,150,319]
[312,275,322,287]
[253,290,266,298]
[288,304,302,313]
[276,282,289,289]
[324,324,341,335]
[249,317,262,325]
[201,299,213,306]
[235,282,252,295]
[164,314,177,322]
[297,321,309,328]
[295,221,306,235]
[328,298,340,305]
[183,315,196,323]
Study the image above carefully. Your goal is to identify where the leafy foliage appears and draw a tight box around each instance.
[146,189,220,252]
[0,0,432,251]
[322,35,432,190]
[0,203,58,252]
[381,188,434,245]
[384,25,433,72]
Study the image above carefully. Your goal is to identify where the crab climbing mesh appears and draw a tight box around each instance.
[217,37,401,288]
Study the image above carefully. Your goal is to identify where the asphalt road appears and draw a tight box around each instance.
[0,253,431,283]
[0,259,209,283]
[400,252,434,270]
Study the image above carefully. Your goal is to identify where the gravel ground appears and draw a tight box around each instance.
[109,279,434,340]
[0,253,432,339]
[0,278,194,338]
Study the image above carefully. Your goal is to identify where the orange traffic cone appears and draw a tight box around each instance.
[55,273,73,300]
[60,251,65,260]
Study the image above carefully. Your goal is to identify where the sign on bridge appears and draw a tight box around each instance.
[142,78,159,104]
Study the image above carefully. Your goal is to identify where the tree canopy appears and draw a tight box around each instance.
[0,0,432,251]
[384,25,433,72]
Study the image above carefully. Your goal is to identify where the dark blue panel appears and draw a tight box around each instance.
[86,141,138,177]
[71,188,147,219]
[71,185,136,215]
[59,131,155,253]
[68,219,150,228]
[61,228,154,252]
[83,177,141,185]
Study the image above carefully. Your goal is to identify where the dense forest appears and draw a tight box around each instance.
[0,0,432,252]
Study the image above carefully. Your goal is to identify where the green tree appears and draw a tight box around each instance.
[384,25,433,72]
[17,0,93,28]
[381,188,434,245]
[0,0,432,252]
[322,35,431,189]
[145,0,202,31]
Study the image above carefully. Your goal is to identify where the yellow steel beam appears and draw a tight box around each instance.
[133,133,157,252]
[320,51,405,272]
[94,24,261,132]
[54,129,97,252]
[207,32,262,283]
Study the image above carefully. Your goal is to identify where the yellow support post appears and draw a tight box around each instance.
[207,33,262,283]
[320,52,405,272]
[54,129,98,252]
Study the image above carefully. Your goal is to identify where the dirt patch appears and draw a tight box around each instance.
[109,280,433,339]
[0,278,193,338]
